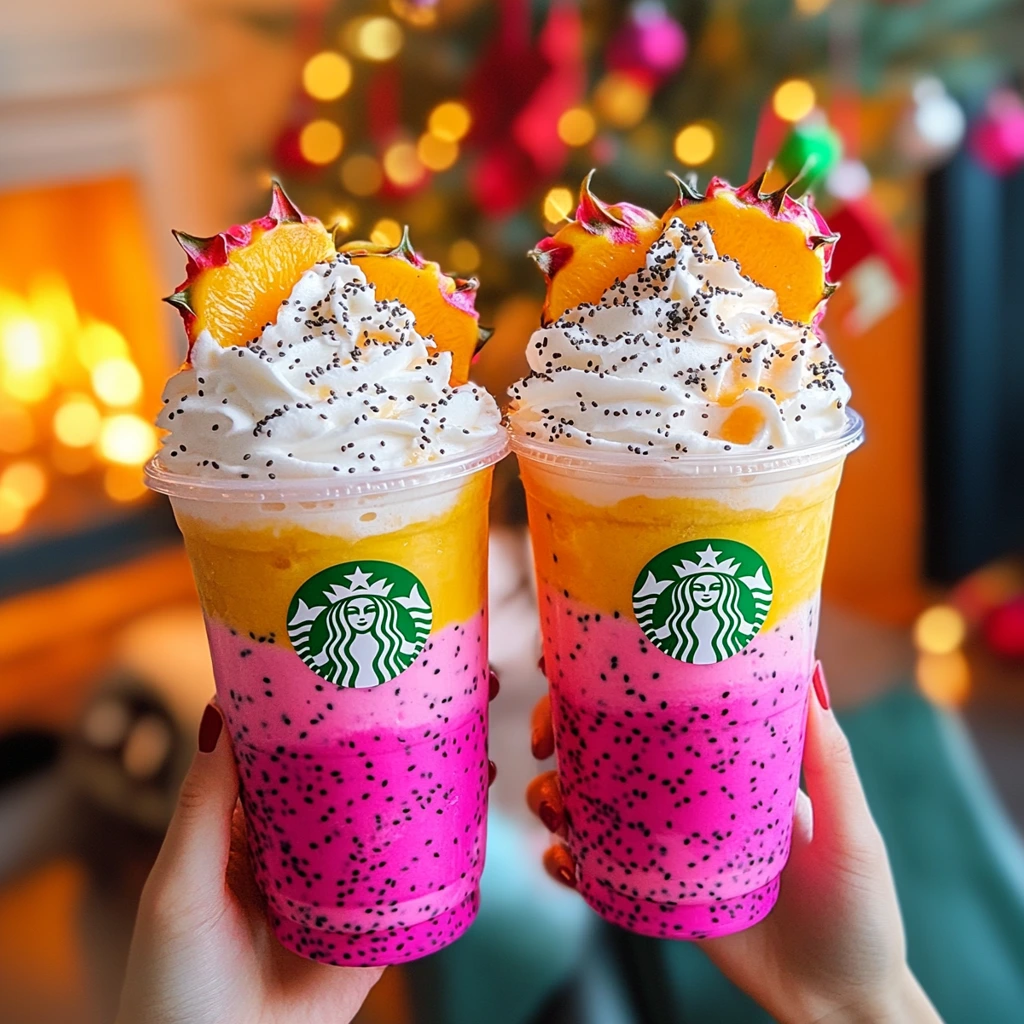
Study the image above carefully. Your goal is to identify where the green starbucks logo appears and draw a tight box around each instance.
[287,560,432,688]
[633,540,773,665]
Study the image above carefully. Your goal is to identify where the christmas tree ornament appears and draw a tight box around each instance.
[775,116,843,190]
[983,595,1024,660]
[970,88,1024,176]
[606,1,687,88]
[896,77,966,170]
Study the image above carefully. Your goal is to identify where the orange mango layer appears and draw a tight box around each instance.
[175,472,492,646]
[521,468,841,631]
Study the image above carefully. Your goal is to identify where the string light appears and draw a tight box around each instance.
[383,141,425,187]
[341,154,383,196]
[674,123,716,165]
[428,101,472,142]
[417,133,459,172]
[448,239,481,273]
[913,604,967,656]
[300,120,344,165]
[594,72,650,129]
[53,395,101,447]
[557,107,597,147]
[370,219,403,247]
[98,414,157,466]
[773,79,817,122]
[543,187,575,223]
[346,16,404,62]
[302,51,353,101]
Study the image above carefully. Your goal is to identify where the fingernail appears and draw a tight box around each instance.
[812,662,831,711]
[557,866,575,887]
[488,759,497,786]
[488,669,500,701]
[198,703,223,753]
[537,655,546,677]
[538,801,562,834]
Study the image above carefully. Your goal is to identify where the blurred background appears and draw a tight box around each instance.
[2,0,1024,1021]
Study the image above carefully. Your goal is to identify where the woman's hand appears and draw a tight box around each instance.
[116,703,382,1024]
[527,664,943,1024]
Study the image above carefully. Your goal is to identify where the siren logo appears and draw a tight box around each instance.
[632,540,773,665]
[287,560,432,688]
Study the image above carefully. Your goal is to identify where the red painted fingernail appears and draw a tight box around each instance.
[538,801,562,834]
[812,662,831,711]
[488,759,497,785]
[557,866,575,887]
[537,655,546,677]
[198,703,223,753]
[488,670,500,701]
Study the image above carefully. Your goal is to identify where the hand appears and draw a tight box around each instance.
[116,702,382,1024]
[527,665,944,1024]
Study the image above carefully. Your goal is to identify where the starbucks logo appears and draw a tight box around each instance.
[287,561,432,688]
[632,540,773,665]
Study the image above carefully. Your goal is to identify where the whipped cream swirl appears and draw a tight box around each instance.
[156,258,501,479]
[508,220,851,455]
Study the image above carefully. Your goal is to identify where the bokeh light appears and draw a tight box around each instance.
[329,207,357,235]
[92,357,143,407]
[0,403,35,453]
[0,460,47,510]
[98,414,157,466]
[417,133,459,172]
[795,0,832,14]
[913,604,967,655]
[543,186,575,223]
[773,79,817,122]
[104,464,148,502]
[302,51,353,101]
[448,239,481,274]
[916,650,971,707]
[390,0,437,27]
[76,322,128,368]
[428,101,472,142]
[557,107,597,147]
[383,141,425,187]
[53,395,101,447]
[346,16,404,62]
[594,72,650,129]
[0,490,26,534]
[299,120,344,165]
[674,123,716,165]
[370,219,403,247]
[341,154,383,196]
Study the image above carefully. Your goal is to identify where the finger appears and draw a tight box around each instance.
[542,843,577,889]
[488,759,497,787]
[526,770,565,834]
[145,702,238,914]
[530,693,554,760]
[790,788,814,852]
[802,664,879,852]
[488,668,500,702]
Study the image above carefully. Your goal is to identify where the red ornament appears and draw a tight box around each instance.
[970,89,1024,176]
[982,595,1024,660]
[606,2,687,88]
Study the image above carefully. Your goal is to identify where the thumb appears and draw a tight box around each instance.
[801,664,882,859]
[145,702,239,916]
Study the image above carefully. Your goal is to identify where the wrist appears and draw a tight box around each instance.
[809,966,942,1024]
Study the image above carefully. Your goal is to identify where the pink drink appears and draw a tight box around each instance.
[515,420,861,939]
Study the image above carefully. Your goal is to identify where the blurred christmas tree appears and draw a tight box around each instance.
[252,0,1023,324]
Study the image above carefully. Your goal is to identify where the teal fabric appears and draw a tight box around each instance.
[655,688,1024,1022]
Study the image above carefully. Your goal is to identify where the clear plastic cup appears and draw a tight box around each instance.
[146,433,508,965]
[512,414,862,939]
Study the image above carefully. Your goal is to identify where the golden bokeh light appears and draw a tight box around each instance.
[674,123,716,165]
[594,72,650,129]
[383,141,424,187]
[913,604,967,656]
[0,491,26,535]
[916,650,971,707]
[0,314,45,372]
[346,16,404,62]
[77,322,129,369]
[329,207,357,235]
[53,395,101,447]
[543,186,575,224]
[417,132,459,172]
[104,464,147,503]
[370,218,404,247]
[448,239,481,273]
[0,403,35,453]
[302,51,353,102]
[92,357,143,407]
[0,460,47,510]
[98,414,157,466]
[2,368,50,404]
[390,0,437,27]
[773,78,817,122]
[557,107,597,147]
[428,101,472,143]
[299,120,344,166]
[795,0,832,14]
[341,154,384,196]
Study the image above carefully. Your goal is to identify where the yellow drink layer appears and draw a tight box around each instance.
[174,471,492,645]
[520,466,840,630]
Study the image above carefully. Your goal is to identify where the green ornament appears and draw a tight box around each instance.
[775,122,843,191]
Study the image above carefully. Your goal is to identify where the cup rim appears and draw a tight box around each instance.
[144,431,510,503]
[508,409,864,479]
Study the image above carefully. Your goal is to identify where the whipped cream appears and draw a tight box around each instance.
[156,257,501,480]
[508,220,851,455]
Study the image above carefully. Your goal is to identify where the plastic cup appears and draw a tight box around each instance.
[512,414,862,940]
[145,433,508,966]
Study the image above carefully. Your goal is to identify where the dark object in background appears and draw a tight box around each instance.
[924,114,1024,582]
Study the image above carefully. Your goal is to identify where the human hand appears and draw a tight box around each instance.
[527,664,943,1024]
[116,702,382,1024]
